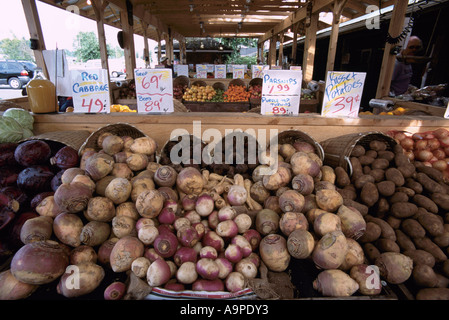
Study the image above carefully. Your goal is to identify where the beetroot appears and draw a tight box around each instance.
[50,146,80,170]
[0,142,19,166]
[51,170,65,191]
[0,166,22,188]
[14,140,51,167]
[17,166,54,194]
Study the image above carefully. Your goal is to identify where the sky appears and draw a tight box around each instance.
[0,0,157,60]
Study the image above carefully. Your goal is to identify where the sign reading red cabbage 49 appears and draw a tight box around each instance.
[134,69,174,113]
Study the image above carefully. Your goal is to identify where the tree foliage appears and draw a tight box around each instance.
[0,35,34,61]
[73,31,119,62]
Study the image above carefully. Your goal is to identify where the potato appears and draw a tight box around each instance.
[334,166,350,188]
[386,216,401,229]
[389,192,409,204]
[431,192,449,211]
[395,229,416,252]
[413,237,448,263]
[412,264,439,288]
[433,232,449,248]
[401,218,426,239]
[375,252,413,284]
[365,216,396,241]
[354,175,375,190]
[320,166,336,184]
[416,288,449,300]
[369,140,387,152]
[390,202,418,219]
[403,249,436,267]
[358,155,375,166]
[435,273,449,288]
[417,211,445,237]
[405,178,423,194]
[368,168,385,182]
[396,187,415,198]
[416,173,447,194]
[360,182,379,207]
[57,262,105,298]
[376,238,400,253]
[398,163,416,179]
[371,158,389,170]
[385,167,405,187]
[376,180,395,197]
[343,199,369,216]
[363,243,381,262]
[350,157,363,181]
[376,197,390,216]
[377,150,395,161]
[358,222,382,243]
[350,145,365,157]
[413,194,439,214]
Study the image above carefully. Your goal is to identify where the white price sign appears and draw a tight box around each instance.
[71,69,110,113]
[134,69,173,113]
[321,71,366,118]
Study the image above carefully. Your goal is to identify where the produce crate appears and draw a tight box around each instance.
[320,131,397,175]
[183,101,250,113]
[299,98,319,113]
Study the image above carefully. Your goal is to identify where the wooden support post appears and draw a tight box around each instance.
[375,0,409,98]
[291,22,300,65]
[21,0,48,78]
[142,21,150,68]
[269,34,278,66]
[157,32,162,63]
[91,0,110,72]
[278,33,285,66]
[166,30,174,63]
[120,7,136,79]
[303,13,319,82]
[325,0,348,75]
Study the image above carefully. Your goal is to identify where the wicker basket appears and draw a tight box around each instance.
[20,130,91,153]
[249,78,262,87]
[271,129,325,161]
[159,134,207,169]
[320,131,398,175]
[173,75,190,88]
[212,82,226,91]
[192,80,207,87]
[173,99,189,112]
[78,123,149,155]
[229,79,246,88]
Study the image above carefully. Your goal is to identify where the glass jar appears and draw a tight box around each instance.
[27,69,58,113]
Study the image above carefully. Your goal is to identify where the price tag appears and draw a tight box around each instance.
[233,65,245,79]
[71,69,110,113]
[175,65,189,77]
[196,65,207,78]
[321,71,366,118]
[134,69,173,114]
[215,65,226,79]
[260,70,302,116]
[251,65,268,78]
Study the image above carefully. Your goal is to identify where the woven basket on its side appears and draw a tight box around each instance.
[320,131,397,175]
[20,130,91,153]
[270,129,325,161]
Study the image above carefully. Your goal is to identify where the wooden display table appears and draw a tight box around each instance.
[29,112,449,152]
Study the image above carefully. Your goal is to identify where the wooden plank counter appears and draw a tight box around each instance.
[30,112,449,151]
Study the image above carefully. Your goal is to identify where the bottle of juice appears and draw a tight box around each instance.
[27,69,58,113]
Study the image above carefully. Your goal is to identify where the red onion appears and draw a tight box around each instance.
[196,258,220,280]
[195,194,215,217]
[218,206,237,221]
[226,185,247,206]
[202,231,225,252]
[14,140,51,167]
[104,282,126,300]
[243,229,262,251]
[177,226,200,247]
[224,244,243,263]
[174,247,198,266]
[50,146,80,170]
[153,232,178,258]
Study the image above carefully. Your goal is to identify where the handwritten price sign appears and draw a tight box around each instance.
[321,71,366,118]
[261,70,302,116]
[251,65,268,78]
[135,69,173,113]
[233,65,245,79]
[196,65,207,78]
[71,69,110,113]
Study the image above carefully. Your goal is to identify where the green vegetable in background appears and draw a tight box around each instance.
[3,108,34,130]
[0,116,28,143]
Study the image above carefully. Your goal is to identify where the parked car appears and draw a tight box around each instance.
[0,60,34,89]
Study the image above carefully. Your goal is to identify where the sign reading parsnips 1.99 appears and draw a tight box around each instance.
[321,71,366,118]
[261,70,302,115]
[71,69,110,113]
[134,69,173,113]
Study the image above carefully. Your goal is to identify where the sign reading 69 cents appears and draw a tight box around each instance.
[135,69,174,113]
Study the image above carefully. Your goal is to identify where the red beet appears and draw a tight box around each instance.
[14,140,51,167]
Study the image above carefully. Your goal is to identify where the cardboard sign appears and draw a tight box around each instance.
[206,64,215,73]
[215,65,226,79]
[134,69,173,113]
[261,70,302,116]
[290,66,302,71]
[233,65,245,79]
[175,65,189,77]
[71,69,110,113]
[251,65,269,78]
[196,64,207,78]
[321,71,366,118]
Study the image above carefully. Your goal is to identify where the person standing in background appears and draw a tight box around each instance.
[390,36,423,96]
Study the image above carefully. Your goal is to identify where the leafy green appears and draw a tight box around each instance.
[3,108,34,130]
[0,116,26,143]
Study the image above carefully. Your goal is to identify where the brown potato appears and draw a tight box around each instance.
[395,229,416,252]
[412,264,438,288]
[334,166,350,188]
[350,145,365,157]
[385,167,405,187]
[413,237,448,263]
[413,194,439,214]
[401,218,426,239]
[368,168,385,182]
[360,182,379,207]
[376,180,395,197]
[417,211,445,237]
[390,202,418,219]
[363,243,381,262]
[358,222,382,243]
[354,175,375,190]
[376,238,400,253]
[416,288,449,300]
[365,216,396,241]
[389,192,409,204]
[371,158,390,170]
[403,249,436,267]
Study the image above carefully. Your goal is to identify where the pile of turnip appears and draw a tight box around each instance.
[334,132,449,300]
